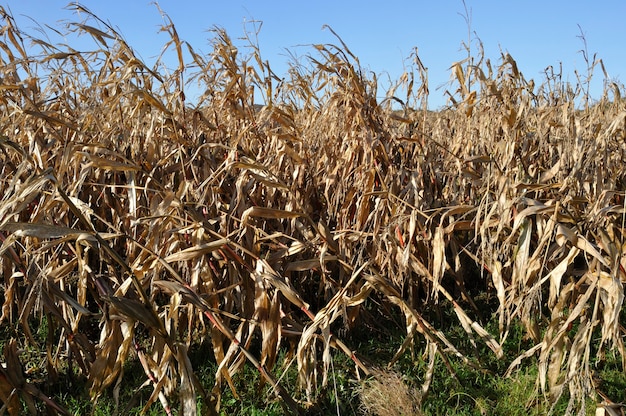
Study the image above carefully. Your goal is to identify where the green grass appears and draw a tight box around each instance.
[347,295,608,416]
[2,298,625,415]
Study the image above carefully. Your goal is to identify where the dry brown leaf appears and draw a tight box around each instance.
[163,239,228,263]
[241,206,305,225]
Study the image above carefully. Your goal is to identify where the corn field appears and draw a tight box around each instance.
[1,4,625,415]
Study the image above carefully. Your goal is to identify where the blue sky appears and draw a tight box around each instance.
[4,1,625,109]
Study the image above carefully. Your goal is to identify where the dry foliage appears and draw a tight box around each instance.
[358,368,421,416]
[0,3,625,415]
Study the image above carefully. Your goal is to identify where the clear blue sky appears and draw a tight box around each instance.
[4,1,625,109]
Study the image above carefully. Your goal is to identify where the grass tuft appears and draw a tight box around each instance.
[358,368,422,416]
